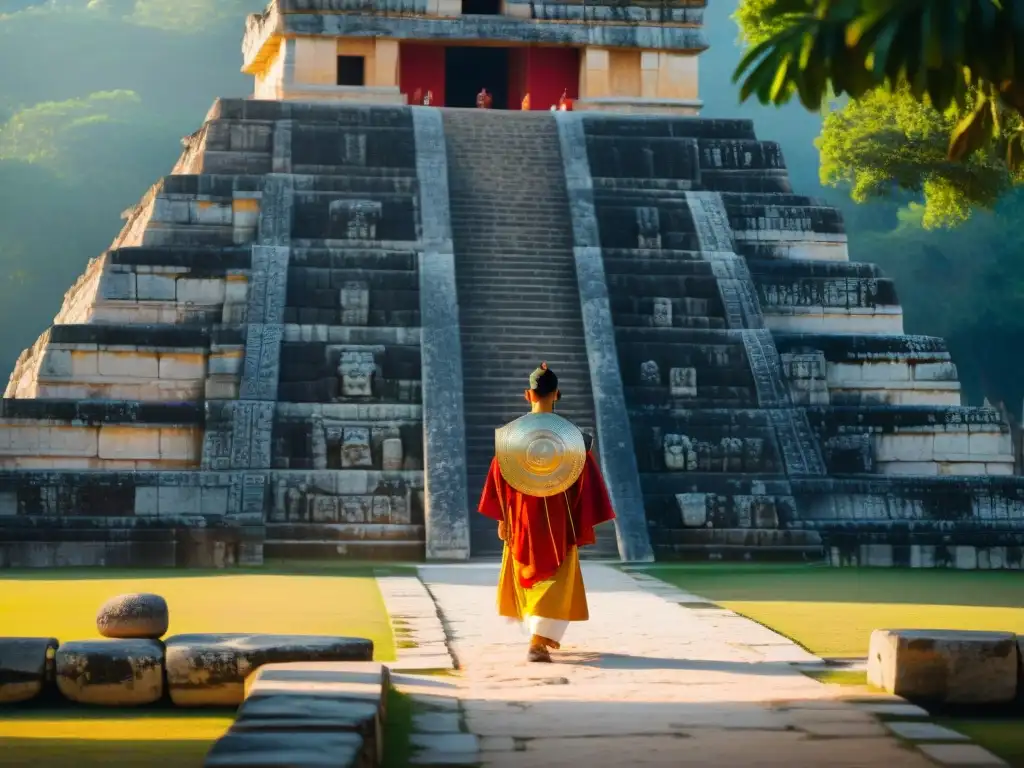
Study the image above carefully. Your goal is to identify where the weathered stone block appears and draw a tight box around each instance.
[98,350,159,378]
[98,426,161,461]
[651,297,672,328]
[56,639,164,706]
[338,350,376,397]
[381,437,403,471]
[177,278,225,304]
[340,281,370,326]
[867,629,1018,704]
[159,352,206,380]
[96,593,169,639]
[233,693,380,745]
[664,434,696,471]
[342,427,373,469]
[203,730,365,768]
[165,633,373,707]
[244,661,389,714]
[136,274,177,301]
[640,359,660,385]
[0,637,58,704]
[329,199,382,240]
[675,493,707,527]
[669,367,696,397]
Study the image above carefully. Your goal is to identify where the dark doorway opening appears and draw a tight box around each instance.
[337,56,365,86]
[444,47,510,109]
[462,0,502,13]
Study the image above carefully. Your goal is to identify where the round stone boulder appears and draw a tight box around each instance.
[0,637,59,704]
[96,593,169,639]
[56,639,164,706]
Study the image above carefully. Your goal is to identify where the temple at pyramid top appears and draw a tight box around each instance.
[242,0,706,112]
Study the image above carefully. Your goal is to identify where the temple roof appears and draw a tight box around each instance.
[243,0,708,72]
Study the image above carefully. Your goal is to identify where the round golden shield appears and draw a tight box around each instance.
[495,413,587,498]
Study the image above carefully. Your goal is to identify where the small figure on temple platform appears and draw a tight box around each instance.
[521,92,531,111]
[478,362,616,663]
[558,89,571,111]
[423,90,433,106]
[411,88,423,106]
[476,88,493,109]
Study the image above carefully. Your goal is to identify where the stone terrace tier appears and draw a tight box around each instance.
[567,112,1024,564]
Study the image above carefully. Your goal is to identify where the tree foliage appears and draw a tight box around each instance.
[732,0,1024,170]
[732,0,797,46]
[817,87,1019,227]
[0,91,142,172]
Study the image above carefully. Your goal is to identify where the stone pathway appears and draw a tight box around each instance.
[403,563,1007,767]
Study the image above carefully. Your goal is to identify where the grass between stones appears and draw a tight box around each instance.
[930,720,1024,767]
[0,561,399,766]
[640,563,1024,658]
[640,563,1024,767]
[0,706,236,767]
[0,561,396,659]
[382,687,415,768]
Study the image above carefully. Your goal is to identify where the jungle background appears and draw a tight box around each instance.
[1,0,1021,413]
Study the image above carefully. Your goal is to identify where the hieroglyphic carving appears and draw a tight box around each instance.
[257,175,294,246]
[741,329,790,408]
[769,409,827,476]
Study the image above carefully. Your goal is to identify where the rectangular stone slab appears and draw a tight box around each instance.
[0,637,58,704]
[244,661,388,713]
[233,694,381,766]
[165,634,374,707]
[868,629,1018,704]
[203,729,365,768]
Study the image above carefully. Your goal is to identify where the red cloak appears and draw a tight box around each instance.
[478,453,616,589]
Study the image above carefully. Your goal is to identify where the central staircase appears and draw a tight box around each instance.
[442,109,616,558]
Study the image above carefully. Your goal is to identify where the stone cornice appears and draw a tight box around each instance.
[243,5,707,69]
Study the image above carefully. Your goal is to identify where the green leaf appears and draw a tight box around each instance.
[949,94,995,160]
[1006,131,1024,170]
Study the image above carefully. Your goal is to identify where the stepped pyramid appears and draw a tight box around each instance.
[1,0,1022,569]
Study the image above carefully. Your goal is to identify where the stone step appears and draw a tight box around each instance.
[443,109,598,555]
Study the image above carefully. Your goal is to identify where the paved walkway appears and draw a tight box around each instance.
[411,563,944,767]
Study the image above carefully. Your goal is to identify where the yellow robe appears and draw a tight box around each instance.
[497,544,588,623]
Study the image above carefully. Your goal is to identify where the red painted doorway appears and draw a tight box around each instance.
[508,47,580,110]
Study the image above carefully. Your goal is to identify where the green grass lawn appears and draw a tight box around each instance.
[0,563,397,767]
[641,563,1024,658]
[641,563,1024,766]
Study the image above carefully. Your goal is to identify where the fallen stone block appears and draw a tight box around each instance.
[868,629,1018,704]
[97,593,169,639]
[0,637,58,704]
[165,634,374,707]
[55,639,164,706]
[203,730,365,768]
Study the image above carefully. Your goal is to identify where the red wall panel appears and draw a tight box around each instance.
[524,47,579,110]
[399,43,446,106]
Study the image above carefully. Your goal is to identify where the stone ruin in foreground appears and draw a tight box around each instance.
[2,0,1022,569]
